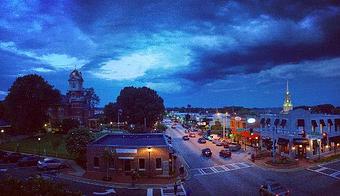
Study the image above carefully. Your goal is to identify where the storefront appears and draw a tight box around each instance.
[277,138,289,154]
[292,138,309,158]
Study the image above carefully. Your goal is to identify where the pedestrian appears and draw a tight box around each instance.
[174,181,178,196]
[131,169,137,187]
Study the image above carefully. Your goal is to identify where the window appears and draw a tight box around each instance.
[139,159,145,170]
[94,157,99,168]
[109,158,114,169]
[156,158,162,169]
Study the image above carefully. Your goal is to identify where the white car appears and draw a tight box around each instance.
[37,158,67,170]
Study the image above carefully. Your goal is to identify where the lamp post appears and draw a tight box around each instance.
[147,147,152,177]
[38,137,41,156]
[0,129,4,144]
[117,109,123,130]
[318,139,321,159]
[110,121,113,133]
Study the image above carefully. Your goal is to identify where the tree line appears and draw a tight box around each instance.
[0,74,165,134]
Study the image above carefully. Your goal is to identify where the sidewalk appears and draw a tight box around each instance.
[247,148,340,172]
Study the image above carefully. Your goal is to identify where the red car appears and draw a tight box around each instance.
[219,149,231,158]
[189,133,196,138]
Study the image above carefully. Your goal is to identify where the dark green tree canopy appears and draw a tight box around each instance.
[4,74,61,132]
[116,86,165,130]
[103,102,119,123]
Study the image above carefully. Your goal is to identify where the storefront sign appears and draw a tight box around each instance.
[115,149,138,153]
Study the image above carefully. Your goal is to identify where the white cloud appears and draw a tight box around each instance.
[0,41,88,70]
[31,67,54,73]
[255,57,340,83]
[146,82,182,93]
[92,46,191,80]
[0,90,8,96]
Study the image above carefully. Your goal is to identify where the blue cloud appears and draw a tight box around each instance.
[0,0,339,107]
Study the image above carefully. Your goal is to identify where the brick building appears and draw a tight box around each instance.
[48,69,95,126]
[86,133,177,179]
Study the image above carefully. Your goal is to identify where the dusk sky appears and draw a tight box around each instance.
[0,0,339,108]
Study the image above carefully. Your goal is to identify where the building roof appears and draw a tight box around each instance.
[69,69,83,81]
[89,133,168,147]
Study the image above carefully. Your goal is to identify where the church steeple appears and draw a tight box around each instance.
[283,80,293,113]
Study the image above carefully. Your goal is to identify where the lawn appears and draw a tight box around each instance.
[0,133,74,159]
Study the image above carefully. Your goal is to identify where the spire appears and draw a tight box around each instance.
[283,80,293,113]
[286,80,289,94]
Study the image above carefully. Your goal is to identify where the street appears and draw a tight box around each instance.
[168,124,340,196]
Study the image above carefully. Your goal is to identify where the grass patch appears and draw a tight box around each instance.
[0,133,74,159]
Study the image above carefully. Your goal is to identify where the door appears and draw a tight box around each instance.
[124,160,131,171]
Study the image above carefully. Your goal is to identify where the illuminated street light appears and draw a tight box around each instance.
[147,147,152,177]
[1,129,4,133]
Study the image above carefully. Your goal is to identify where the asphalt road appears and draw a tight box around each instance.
[168,124,340,196]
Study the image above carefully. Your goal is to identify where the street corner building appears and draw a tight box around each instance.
[86,133,179,180]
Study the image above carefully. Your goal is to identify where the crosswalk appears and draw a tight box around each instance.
[190,162,253,176]
[161,183,186,196]
[307,165,340,180]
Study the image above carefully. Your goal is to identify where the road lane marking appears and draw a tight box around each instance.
[307,165,340,180]
[191,162,252,176]
[147,188,153,196]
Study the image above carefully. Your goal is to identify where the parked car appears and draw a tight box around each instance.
[229,143,241,151]
[17,156,40,167]
[259,180,290,196]
[219,149,232,158]
[0,150,9,160]
[202,148,212,157]
[171,125,176,129]
[221,141,229,148]
[198,138,206,144]
[37,158,67,170]
[189,133,196,138]
[3,152,23,163]
[215,140,222,146]
[182,135,190,140]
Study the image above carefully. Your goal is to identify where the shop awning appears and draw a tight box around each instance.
[274,119,280,126]
[115,149,138,153]
[277,138,289,145]
[280,119,287,127]
[118,157,134,160]
[293,138,309,145]
[320,119,326,126]
[266,118,271,125]
[336,119,340,125]
[297,119,305,127]
[328,119,333,126]
[311,120,318,127]
[329,136,340,143]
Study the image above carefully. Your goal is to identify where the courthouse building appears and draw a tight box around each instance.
[48,69,95,126]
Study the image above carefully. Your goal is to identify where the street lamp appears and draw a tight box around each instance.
[147,147,152,177]
[38,137,41,155]
[0,129,4,144]
[118,109,123,130]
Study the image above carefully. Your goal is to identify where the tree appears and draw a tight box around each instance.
[116,86,165,131]
[0,175,81,195]
[4,74,61,133]
[50,134,63,157]
[84,87,100,108]
[65,128,94,165]
[0,101,6,120]
[103,102,119,123]
[102,147,112,181]
[61,118,80,134]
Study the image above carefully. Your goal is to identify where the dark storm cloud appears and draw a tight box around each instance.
[0,0,339,107]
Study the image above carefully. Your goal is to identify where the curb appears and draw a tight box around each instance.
[58,173,175,189]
